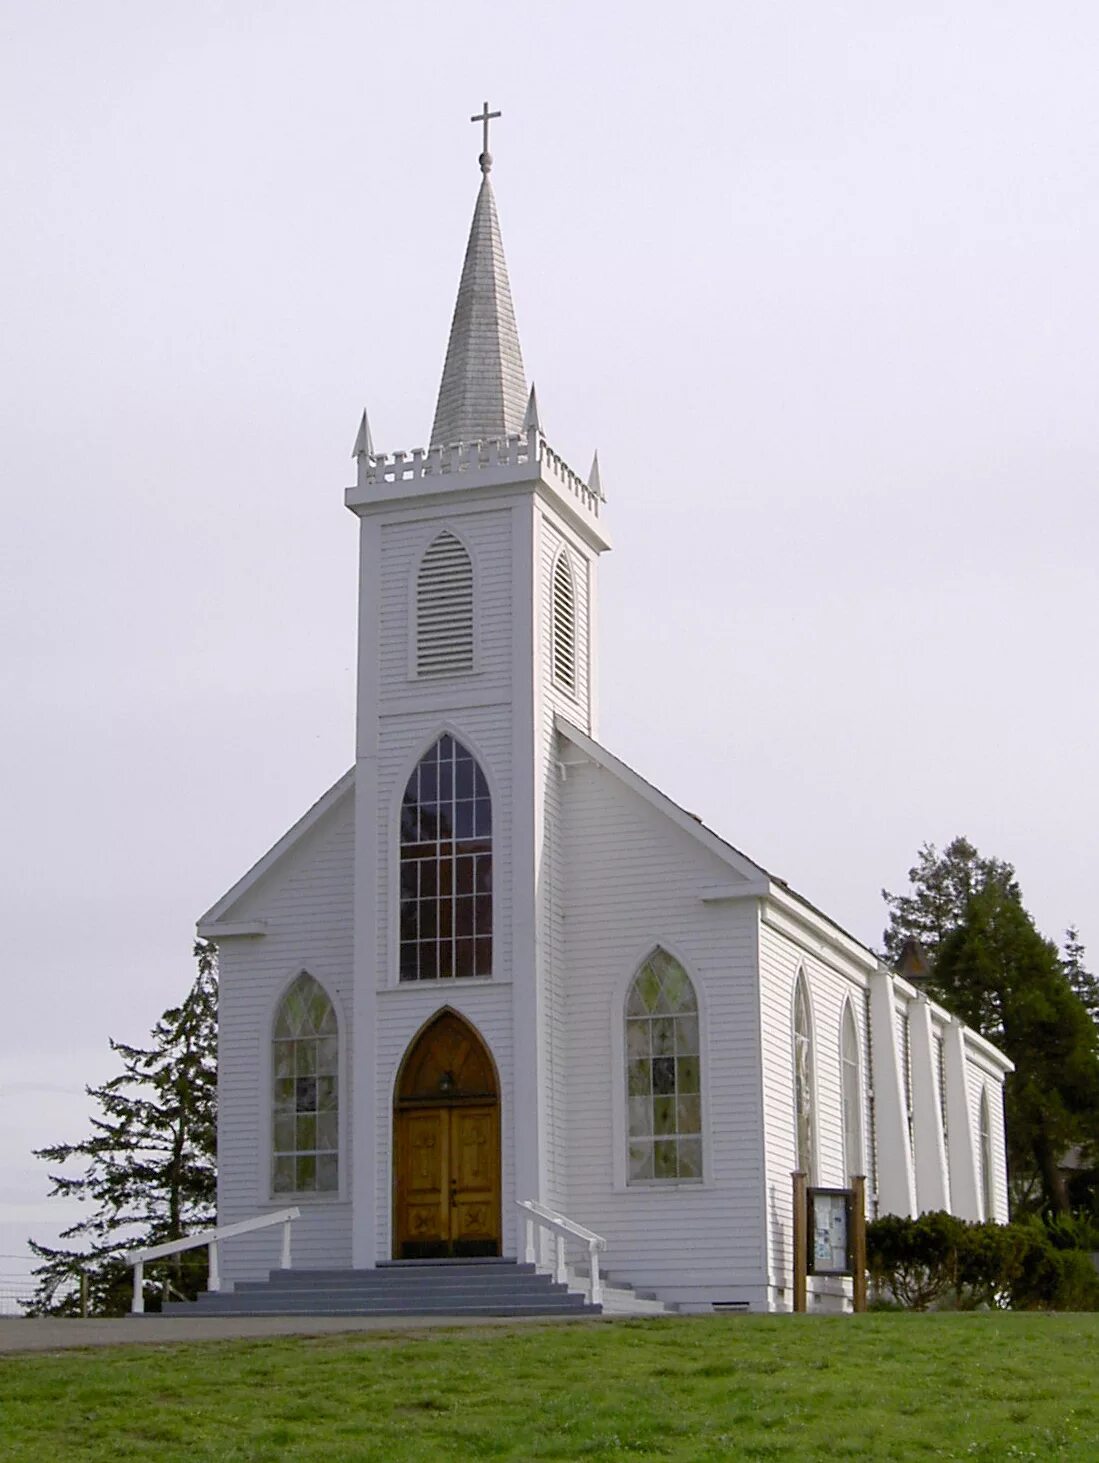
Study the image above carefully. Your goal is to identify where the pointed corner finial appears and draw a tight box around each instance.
[352,407,375,459]
[471,101,501,176]
[588,450,603,500]
[523,383,540,433]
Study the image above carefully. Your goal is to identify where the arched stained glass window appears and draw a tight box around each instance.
[625,950,702,1183]
[272,973,338,1194]
[400,733,492,981]
[793,972,815,1181]
[841,1001,863,1182]
[979,1088,994,1220]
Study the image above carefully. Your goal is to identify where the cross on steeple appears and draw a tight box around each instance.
[471,101,501,175]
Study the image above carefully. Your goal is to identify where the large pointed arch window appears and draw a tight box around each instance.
[625,950,702,1183]
[840,1000,863,1182]
[793,972,815,1181]
[400,734,492,981]
[272,973,338,1194]
[416,530,473,677]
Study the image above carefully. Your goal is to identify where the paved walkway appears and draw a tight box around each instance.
[0,1311,607,1354]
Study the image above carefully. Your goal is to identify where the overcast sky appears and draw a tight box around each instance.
[2,1,1096,1296]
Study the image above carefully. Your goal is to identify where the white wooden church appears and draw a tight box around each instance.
[198,123,1012,1313]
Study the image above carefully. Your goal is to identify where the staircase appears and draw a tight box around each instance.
[159,1257,602,1319]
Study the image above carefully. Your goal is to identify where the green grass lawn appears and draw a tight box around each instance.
[2,1314,1097,1461]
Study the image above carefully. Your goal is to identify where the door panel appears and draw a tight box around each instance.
[394,1103,499,1258]
[397,1108,449,1255]
[450,1106,499,1256]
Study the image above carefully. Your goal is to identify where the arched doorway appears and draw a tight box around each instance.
[393,1010,501,1259]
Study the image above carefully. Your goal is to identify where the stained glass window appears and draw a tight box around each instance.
[400,734,492,981]
[625,950,702,1183]
[794,972,815,1181]
[272,973,338,1194]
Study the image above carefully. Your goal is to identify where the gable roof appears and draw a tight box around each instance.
[554,714,877,966]
[197,768,354,933]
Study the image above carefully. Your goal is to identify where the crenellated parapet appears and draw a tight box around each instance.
[346,425,608,547]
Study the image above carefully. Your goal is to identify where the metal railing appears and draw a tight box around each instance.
[515,1198,605,1307]
[123,1207,300,1315]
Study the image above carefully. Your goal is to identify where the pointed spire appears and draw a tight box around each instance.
[352,408,375,459]
[429,172,527,448]
[523,383,540,433]
[588,450,603,500]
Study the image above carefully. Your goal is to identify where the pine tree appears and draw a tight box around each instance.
[25,941,218,1316]
[881,836,1019,967]
[1063,926,1099,1026]
[930,886,1099,1214]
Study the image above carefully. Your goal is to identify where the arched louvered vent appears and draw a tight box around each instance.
[416,531,473,677]
[551,549,577,694]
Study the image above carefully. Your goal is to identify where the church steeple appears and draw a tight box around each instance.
[429,107,527,449]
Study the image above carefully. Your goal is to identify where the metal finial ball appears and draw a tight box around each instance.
[479,150,493,174]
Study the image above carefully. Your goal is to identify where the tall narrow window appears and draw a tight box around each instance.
[272,973,338,1194]
[626,950,702,1183]
[416,530,473,676]
[936,1034,949,1164]
[400,733,492,981]
[841,1001,863,1182]
[979,1089,994,1220]
[551,548,577,694]
[793,972,815,1180]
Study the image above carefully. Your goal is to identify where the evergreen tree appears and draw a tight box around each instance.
[881,835,1018,967]
[1063,926,1099,1026]
[929,886,1099,1214]
[26,941,217,1316]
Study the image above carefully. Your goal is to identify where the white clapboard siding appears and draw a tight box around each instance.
[557,760,770,1308]
[215,789,355,1283]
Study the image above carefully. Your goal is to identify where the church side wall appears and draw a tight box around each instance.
[560,763,769,1310]
[214,793,355,1284]
[757,916,871,1312]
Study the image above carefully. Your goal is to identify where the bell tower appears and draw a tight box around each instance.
[343,114,610,1265]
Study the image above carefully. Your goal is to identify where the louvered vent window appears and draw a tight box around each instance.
[551,550,577,693]
[416,531,473,677]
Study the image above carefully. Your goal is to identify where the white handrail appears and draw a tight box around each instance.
[516,1199,606,1307]
[124,1207,301,1314]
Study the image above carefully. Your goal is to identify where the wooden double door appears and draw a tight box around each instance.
[393,1011,501,1260]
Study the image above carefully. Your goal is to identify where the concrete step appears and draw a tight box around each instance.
[160,1259,602,1319]
[185,1289,590,1312]
[161,1300,601,1318]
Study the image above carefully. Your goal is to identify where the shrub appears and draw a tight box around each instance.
[865,1211,1099,1312]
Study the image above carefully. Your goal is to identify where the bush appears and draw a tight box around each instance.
[866,1211,1099,1312]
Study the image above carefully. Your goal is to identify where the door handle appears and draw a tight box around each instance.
[449,1178,458,1208]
